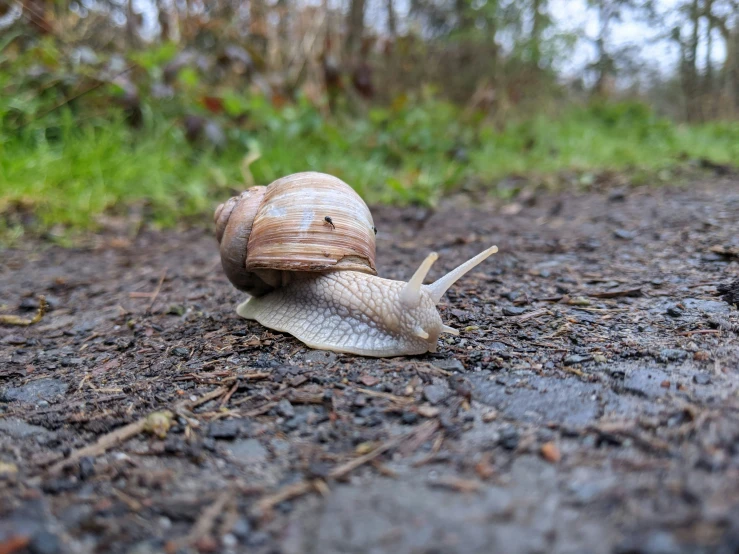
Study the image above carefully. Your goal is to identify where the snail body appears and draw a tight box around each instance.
[215,172,498,357]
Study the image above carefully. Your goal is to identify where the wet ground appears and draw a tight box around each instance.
[1,177,738,554]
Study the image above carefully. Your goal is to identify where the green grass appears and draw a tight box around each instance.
[1,97,738,242]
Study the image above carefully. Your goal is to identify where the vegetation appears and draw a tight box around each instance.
[2,92,736,240]
[0,1,738,241]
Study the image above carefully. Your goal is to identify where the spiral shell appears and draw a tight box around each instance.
[215,172,377,296]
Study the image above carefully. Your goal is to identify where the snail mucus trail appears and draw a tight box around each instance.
[215,171,498,357]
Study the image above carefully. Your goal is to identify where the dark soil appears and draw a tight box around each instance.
[1,179,738,554]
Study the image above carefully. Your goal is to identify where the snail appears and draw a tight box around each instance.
[214,172,498,357]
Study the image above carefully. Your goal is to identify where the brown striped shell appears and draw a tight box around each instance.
[214,172,377,296]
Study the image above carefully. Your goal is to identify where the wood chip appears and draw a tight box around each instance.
[428,476,484,493]
[354,387,414,405]
[509,307,550,323]
[540,442,561,463]
[417,405,440,418]
[359,374,380,386]
[482,409,498,422]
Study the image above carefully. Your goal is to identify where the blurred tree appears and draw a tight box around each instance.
[386,0,397,38]
[126,0,141,49]
[529,0,551,68]
[251,0,269,61]
[346,0,366,60]
[1,0,736,124]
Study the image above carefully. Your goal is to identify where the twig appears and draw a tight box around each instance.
[47,410,173,474]
[239,371,272,380]
[328,436,404,480]
[168,490,233,552]
[220,381,240,408]
[253,421,440,518]
[147,268,168,313]
[242,401,278,417]
[111,488,143,511]
[413,363,453,377]
[412,433,445,467]
[254,480,321,516]
[428,476,484,493]
[562,366,587,378]
[253,438,405,517]
[0,296,48,326]
[353,387,414,405]
[680,329,722,336]
[398,420,440,456]
[509,308,550,324]
[179,386,231,411]
[334,420,439,478]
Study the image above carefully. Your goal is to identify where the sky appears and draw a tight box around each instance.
[550,0,727,78]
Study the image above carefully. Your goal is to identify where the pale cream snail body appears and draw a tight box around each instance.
[214,171,498,357]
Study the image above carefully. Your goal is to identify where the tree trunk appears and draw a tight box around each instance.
[593,1,611,96]
[250,0,269,62]
[455,0,472,31]
[531,0,544,67]
[684,0,701,120]
[345,0,366,60]
[705,0,715,116]
[157,0,171,42]
[730,15,739,114]
[126,0,139,49]
[386,0,397,38]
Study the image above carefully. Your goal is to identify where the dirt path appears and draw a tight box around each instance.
[1,178,738,554]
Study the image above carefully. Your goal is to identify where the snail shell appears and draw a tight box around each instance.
[214,172,377,297]
[215,171,499,357]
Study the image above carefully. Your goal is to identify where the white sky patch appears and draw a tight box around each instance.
[551,0,727,79]
[130,0,728,83]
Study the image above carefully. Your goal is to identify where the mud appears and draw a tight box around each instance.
[1,178,738,554]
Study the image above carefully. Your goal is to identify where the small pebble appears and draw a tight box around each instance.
[613,229,636,240]
[482,410,498,422]
[423,385,447,405]
[666,305,684,317]
[564,354,592,366]
[608,189,626,202]
[659,349,687,362]
[19,297,40,311]
[28,530,61,554]
[231,518,251,539]
[693,374,711,385]
[207,419,247,440]
[171,347,189,358]
[79,457,95,480]
[499,427,519,450]
[432,358,464,372]
[401,412,418,425]
[246,531,269,547]
[276,399,295,418]
[503,306,525,316]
